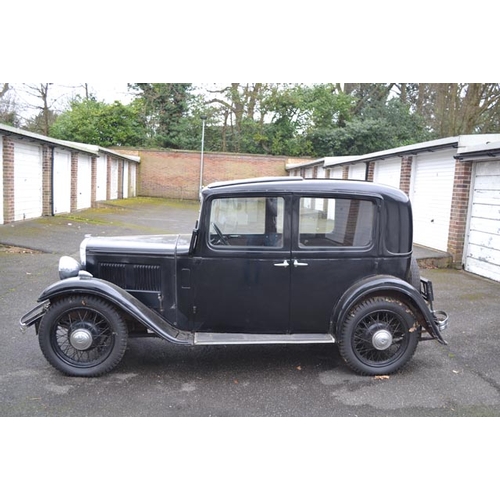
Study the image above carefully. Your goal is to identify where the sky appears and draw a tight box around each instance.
[87,83,133,104]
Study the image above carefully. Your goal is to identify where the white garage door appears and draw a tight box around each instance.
[14,141,43,221]
[316,166,326,179]
[96,155,107,201]
[123,161,129,198]
[0,136,3,225]
[465,161,500,281]
[53,149,71,214]
[110,159,119,199]
[129,164,137,197]
[77,155,92,210]
[348,164,366,180]
[373,158,401,188]
[410,151,455,252]
[329,167,343,179]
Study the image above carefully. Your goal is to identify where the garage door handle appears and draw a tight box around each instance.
[293,259,308,267]
[274,260,290,268]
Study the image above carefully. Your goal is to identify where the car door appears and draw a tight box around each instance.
[192,194,292,334]
[289,194,379,333]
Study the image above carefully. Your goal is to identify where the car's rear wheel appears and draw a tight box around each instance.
[38,295,128,377]
[339,297,419,376]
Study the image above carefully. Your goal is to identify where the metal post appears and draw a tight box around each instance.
[199,115,207,200]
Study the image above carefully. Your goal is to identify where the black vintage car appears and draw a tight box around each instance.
[21,177,448,377]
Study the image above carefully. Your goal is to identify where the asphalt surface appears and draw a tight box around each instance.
[1,197,500,417]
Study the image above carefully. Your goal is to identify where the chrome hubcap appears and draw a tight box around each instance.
[69,328,93,350]
[372,329,393,350]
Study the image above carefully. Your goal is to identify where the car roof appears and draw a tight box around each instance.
[203,176,408,202]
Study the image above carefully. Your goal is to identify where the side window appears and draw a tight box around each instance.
[299,197,374,248]
[209,197,285,248]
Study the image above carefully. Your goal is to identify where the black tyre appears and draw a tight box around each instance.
[38,295,128,377]
[339,297,419,376]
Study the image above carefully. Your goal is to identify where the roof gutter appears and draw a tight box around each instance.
[0,129,99,156]
[325,142,459,169]
[454,148,500,161]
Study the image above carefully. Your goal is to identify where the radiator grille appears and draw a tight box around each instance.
[98,262,161,291]
[99,263,126,288]
[133,264,161,291]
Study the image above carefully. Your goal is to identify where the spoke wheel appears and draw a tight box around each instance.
[39,295,128,377]
[339,297,418,376]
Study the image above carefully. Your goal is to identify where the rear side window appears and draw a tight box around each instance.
[298,197,374,248]
[209,196,285,248]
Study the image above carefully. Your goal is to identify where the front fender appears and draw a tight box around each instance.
[332,275,447,344]
[36,275,193,345]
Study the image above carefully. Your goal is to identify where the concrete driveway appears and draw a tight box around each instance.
[1,197,499,417]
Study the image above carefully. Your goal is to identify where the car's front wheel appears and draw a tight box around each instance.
[38,295,128,377]
[339,297,419,376]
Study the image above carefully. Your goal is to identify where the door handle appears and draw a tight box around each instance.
[293,259,308,267]
[274,260,290,268]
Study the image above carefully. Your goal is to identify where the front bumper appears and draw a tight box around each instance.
[20,301,49,333]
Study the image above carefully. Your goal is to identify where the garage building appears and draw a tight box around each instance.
[1,124,140,225]
[286,135,500,282]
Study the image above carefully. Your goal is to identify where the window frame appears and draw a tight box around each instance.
[292,194,380,254]
[204,194,291,254]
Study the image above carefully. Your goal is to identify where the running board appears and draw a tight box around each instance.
[194,332,335,346]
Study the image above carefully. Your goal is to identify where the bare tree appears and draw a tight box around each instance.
[401,83,500,136]
[22,83,57,135]
[205,83,270,152]
[0,83,21,126]
[0,83,9,99]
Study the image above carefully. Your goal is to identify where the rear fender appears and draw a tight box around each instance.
[331,275,447,344]
[35,275,193,345]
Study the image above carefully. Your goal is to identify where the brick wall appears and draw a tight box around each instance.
[117,159,123,199]
[3,136,14,223]
[91,156,97,206]
[367,162,375,182]
[42,145,52,216]
[447,160,473,267]
[115,149,291,200]
[400,156,413,195]
[70,152,78,212]
[106,156,111,200]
